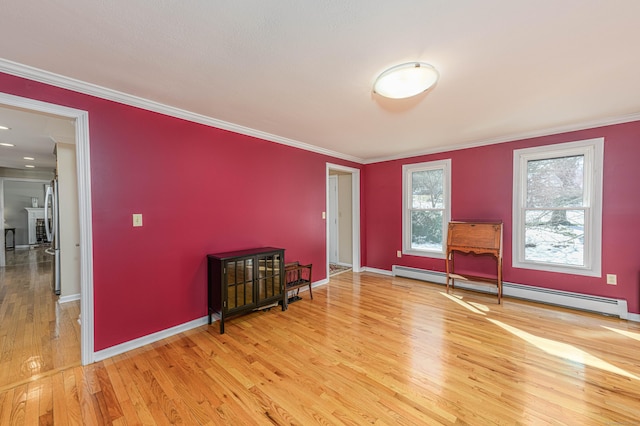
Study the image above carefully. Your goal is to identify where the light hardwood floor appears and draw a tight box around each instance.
[1,268,639,424]
[0,248,81,392]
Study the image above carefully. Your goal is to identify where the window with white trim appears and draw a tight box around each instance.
[512,138,603,276]
[403,159,451,258]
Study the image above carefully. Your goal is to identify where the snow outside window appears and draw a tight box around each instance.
[512,138,603,276]
[402,159,451,258]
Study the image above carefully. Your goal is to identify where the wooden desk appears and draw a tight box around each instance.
[445,221,503,303]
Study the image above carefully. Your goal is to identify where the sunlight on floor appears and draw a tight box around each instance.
[440,290,640,381]
[468,301,490,312]
[602,326,640,342]
[22,356,43,375]
[440,292,488,315]
[488,319,639,380]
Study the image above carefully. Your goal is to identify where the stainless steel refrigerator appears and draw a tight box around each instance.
[44,178,61,295]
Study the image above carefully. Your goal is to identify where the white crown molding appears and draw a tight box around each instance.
[3,58,639,166]
[364,112,640,164]
[0,58,364,164]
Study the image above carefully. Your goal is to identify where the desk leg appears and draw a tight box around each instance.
[497,257,503,304]
[445,252,455,294]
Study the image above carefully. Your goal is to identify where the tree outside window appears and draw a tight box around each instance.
[513,139,603,276]
[525,155,585,266]
[403,160,451,258]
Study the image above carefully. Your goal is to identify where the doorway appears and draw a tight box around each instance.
[0,92,94,367]
[326,163,361,278]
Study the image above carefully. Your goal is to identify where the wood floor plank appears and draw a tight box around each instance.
[23,381,40,423]
[51,373,69,426]
[94,362,124,422]
[61,368,82,425]
[9,384,27,425]
[0,248,80,392]
[110,354,157,425]
[36,376,53,425]
[73,366,102,425]
[0,388,14,425]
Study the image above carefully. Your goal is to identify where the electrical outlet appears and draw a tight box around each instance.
[132,213,143,227]
[396,250,402,258]
[606,274,617,285]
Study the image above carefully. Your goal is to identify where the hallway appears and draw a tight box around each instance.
[0,247,80,392]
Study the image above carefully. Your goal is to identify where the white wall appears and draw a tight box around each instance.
[3,180,48,246]
[56,143,81,297]
[338,174,353,265]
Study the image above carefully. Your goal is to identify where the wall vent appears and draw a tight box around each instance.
[391,265,628,319]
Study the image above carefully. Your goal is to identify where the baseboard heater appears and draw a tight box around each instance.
[392,265,628,319]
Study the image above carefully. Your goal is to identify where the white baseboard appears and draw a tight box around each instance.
[628,312,640,322]
[93,316,210,362]
[362,266,393,276]
[314,278,329,287]
[58,293,80,304]
[391,265,637,321]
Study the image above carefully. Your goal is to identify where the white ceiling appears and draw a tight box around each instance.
[0,106,74,171]
[1,1,639,165]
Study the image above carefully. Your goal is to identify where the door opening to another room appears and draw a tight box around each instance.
[326,164,360,277]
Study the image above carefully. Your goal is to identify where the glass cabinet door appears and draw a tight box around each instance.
[225,258,254,311]
[256,253,282,302]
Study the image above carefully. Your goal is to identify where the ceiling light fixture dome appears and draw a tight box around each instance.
[373,62,439,99]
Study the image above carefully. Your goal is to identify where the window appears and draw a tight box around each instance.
[512,138,603,276]
[403,159,451,258]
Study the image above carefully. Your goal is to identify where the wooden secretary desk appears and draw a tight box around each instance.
[445,221,503,303]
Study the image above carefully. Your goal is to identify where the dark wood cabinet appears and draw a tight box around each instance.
[207,247,285,333]
[445,221,503,303]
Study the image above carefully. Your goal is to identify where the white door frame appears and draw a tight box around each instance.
[0,92,94,365]
[326,163,361,277]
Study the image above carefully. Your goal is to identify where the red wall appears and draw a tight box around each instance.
[364,122,640,314]
[3,69,639,354]
[0,72,361,350]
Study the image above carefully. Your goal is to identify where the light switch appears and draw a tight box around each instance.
[132,213,143,227]
[322,211,326,219]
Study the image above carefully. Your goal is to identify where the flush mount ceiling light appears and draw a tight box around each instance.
[373,62,439,99]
